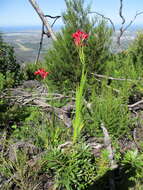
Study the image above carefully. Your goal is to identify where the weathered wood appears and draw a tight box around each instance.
[28,0,57,41]
[101,123,116,190]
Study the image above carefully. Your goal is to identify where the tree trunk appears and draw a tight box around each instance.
[28,0,57,41]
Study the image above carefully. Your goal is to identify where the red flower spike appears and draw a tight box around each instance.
[72,30,89,46]
[34,68,49,79]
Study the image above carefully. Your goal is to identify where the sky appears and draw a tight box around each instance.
[0,0,143,27]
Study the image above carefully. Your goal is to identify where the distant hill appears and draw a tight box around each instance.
[0,25,62,64]
[1,25,142,64]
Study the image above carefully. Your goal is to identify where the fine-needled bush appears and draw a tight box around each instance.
[44,0,112,91]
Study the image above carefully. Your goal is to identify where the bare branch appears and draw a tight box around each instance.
[92,73,137,81]
[117,0,143,45]
[101,123,115,167]
[117,0,126,45]
[119,0,126,25]
[101,123,117,190]
[89,11,115,32]
[35,23,44,64]
[123,11,143,32]
[44,15,61,28]
[93,76,120,94]
[45,15,61,19]
[34,15,61,64]
[58,141,72,149]
[28,0,57,41]
[128,100,143,111]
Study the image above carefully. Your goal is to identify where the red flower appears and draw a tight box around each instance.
[72,30,89,46]
[34,68,49,79]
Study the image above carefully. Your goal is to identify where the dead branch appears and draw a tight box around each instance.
[32,99,72,128]
[45,15,61,28]
[58,141,72,149]
[101,123,116,169]
[28,0,57,40]
[93,77,120,94]
[89,11,115,32]
[92,73,135,81]
[117,0,126,45]
[34,15,61,64]
[117,0,143,45]
[132,128,141,152]
[101,123,117,190]
[119,0,125,26]
[128,100,143,111]
[123,11,143,32]
[35,23,44,64]
[1,88,74,128]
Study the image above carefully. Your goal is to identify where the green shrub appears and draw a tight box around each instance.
[11,107,70,148]
[128,32,143,69]
[0,35,21,86]
[0,39,19,73]
[86,88,132,139]
[0,73,5,91]
[0,103,31,129]
[44,0,112,91]
[41,143,105,190]
[22,62,41,80]
[122,150,143,184]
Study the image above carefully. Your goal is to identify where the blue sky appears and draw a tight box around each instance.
[0,0,143,27]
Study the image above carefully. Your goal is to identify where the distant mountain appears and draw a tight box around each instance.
[0,25,62,33]
[114,24,143,31]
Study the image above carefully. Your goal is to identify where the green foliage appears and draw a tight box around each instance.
[128,32,143,69]
[41,144,101,190]
[86,87,132,138]
[44,0,112,91]
[0,150,40,190]
[122,150,143,183]
[10,106,71,149]
[0,37,20,81]
[0,35,23,87]
[72,44,87,143]
[4,72,15,88]
[0,103,30,128]
[73,70,86,143]
[0,73,5,91]
[10,107,42,140]
[22,62,41,80]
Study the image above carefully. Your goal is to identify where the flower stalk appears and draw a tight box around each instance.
[72,30,88,143]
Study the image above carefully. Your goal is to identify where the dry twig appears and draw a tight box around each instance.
[117,0,143,45]
[92,73,134,81]
[88,11,115,32]
[28,0,57,40]
[128,100,143,111]
[35,15,61,64]
[101,123,117,190]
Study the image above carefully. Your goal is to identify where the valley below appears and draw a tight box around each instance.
[2,30,52,64]
[1,28,139,64]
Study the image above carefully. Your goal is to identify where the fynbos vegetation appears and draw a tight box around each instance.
[1,0,143,189]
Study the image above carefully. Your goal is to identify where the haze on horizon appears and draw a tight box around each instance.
[1,0,143,28]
